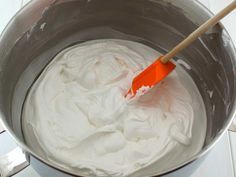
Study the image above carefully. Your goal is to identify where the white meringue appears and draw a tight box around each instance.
[22,39,206,177]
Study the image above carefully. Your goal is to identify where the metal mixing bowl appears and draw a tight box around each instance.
[0,0,236,176]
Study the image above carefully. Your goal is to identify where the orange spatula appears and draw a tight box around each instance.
[126,1,236,97]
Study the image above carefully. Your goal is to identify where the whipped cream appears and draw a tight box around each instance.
[22,39,206,177]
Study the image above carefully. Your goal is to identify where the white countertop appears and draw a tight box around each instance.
[0,0,236,177]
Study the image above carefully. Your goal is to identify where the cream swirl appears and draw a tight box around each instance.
[23,40,201,177]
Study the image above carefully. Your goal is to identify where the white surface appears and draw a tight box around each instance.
[0,0,236,177]
[229,132,236,175]
[0,0,21,34]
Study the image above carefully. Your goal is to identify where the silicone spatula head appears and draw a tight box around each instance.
[126,57,176,97]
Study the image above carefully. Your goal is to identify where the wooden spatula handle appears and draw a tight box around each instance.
[161,0,236,64]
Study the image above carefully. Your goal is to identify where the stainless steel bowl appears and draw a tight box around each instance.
[0,0,236,177]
